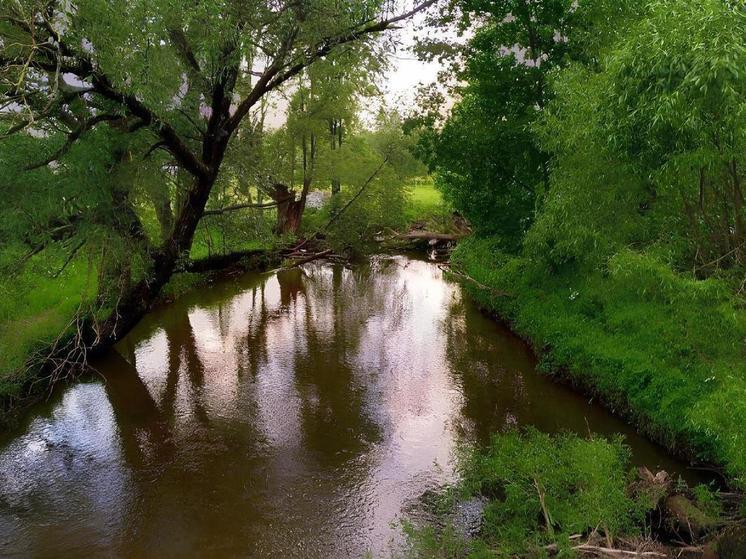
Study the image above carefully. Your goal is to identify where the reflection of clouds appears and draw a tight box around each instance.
[132,327,169,397]
[0,384,132,557]
[0,257,469,557]
[0,256,708,557]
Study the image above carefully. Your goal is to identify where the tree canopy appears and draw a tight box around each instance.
[0,0,435,350]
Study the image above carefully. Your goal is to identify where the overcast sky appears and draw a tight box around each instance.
[266,11,444,128]
[378,14,443,112]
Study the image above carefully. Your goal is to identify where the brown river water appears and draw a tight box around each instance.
[0,255,703,558]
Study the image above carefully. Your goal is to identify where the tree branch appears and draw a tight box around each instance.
[202,200,285,216]
[24,113,123,170]
[324,157,388,230]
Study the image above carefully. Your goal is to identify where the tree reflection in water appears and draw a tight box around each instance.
[0,256,702,558]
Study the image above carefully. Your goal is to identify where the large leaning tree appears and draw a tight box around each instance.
[0,0,435,353]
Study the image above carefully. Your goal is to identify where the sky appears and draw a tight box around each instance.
[266,11,446,128]
[377,14,444,112]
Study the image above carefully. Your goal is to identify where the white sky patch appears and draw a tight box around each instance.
[362,12,444,125]
[265,13,446,130]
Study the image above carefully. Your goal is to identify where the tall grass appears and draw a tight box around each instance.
[0,245,97,400]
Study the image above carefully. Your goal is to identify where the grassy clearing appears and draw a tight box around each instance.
[405,177,450,224]
[450,237,746,486]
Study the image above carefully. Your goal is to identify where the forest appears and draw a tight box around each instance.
[1,0,745,557]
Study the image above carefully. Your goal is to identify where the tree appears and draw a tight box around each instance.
[268,49,382,233]
[600,0,746,271]
[0,0,436,352]
[413,0,576,246]
[530,0,746,275]
[410,0,645,247]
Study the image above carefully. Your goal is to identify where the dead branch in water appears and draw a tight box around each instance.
[439,263,512,298]
[283,249,333,269]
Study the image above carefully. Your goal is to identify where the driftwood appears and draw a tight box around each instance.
[283,249,333,269]
[439,263,513,298]
[545,542,667,557]
[397,231,464,242]
[573,544,667,557]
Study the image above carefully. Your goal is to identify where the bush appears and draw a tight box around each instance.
[404,429,646,558]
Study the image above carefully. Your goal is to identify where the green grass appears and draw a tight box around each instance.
[0,222,277,407]
[190,217,276,260]
[403,430,654,558]
[451,237,746,487]
[405,177,448,222]
[0,246,97,401]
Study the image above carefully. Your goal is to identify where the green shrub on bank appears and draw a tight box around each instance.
[404,430,647,558]
[451,237,746,485]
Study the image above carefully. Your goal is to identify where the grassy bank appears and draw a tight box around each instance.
[450,237,746,486]
[0,245,98,403]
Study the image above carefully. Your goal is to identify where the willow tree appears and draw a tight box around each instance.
[0,0,435,351]
[269,49,382,232]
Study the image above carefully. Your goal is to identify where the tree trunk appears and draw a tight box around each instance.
[276,198,306,234]
[146,182,174,241]
[330,118,342,196]
[85,174,216,351]
[273,181,308,234]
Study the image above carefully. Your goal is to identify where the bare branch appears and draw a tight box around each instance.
[324,156,389,230]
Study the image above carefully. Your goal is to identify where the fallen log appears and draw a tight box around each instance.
[545,542,667,557]
[284,249,333,269]
[186,248,271,273]
[573,544,667,557]
[398,231,463,241]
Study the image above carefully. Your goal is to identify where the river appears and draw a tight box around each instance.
[0,255,702,558]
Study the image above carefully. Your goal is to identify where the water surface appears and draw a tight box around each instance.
[0,256,700,558]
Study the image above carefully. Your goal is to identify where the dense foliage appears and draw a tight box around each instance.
[404,430,654,558]
[419,0,746,488]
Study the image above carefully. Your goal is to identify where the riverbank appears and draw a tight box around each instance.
[448,237,746,489]
[0,245,280,424]
[402,429,744,558]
